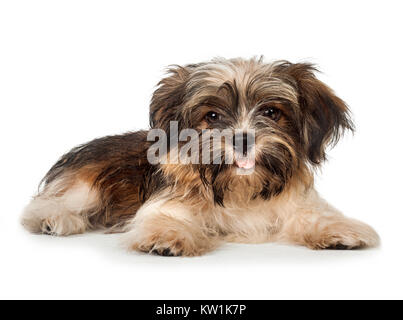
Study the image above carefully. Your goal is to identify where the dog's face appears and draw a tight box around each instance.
[150,58,353,204]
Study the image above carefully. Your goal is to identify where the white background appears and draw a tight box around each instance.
[0,0,402,299]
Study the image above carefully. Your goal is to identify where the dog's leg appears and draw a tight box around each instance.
[21,175,99,236]
[277,189,380,249]
[122,193,218,256]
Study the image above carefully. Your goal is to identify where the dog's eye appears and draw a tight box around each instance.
[205,111,221,122]
[262,107,282,121]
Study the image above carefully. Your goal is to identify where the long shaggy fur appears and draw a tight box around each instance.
[21,57,379,256]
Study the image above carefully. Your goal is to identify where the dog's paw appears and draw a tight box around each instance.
[304,218,380,250]
[21,195,88,236]
[151,247,182,257]
[122,215,217,257]
[128,235,189,257]
[21,207,86,236]
[124,228,201,257]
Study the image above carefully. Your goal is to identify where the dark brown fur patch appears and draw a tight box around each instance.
[41,131,166,229]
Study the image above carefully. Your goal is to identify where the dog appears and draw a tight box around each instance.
[21,57,380,256]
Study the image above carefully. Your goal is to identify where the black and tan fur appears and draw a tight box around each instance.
[21,57,379,256]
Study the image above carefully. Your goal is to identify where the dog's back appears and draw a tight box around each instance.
[22,130,154,234]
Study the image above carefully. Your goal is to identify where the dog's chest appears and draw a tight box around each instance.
[213,199,283,243]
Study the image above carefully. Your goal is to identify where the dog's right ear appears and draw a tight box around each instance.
[150,65,191,130]
[276,62,354,165]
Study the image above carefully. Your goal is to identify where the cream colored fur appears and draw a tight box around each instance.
[21,176,98,236]
[121,182,379,255]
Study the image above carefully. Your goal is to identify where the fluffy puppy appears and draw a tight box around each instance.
[21,57,379,256]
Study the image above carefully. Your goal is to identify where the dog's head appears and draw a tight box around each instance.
[149,58,354,204]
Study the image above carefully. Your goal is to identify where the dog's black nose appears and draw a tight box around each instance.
[233,132,254,156]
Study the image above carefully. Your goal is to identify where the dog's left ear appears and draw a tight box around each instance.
[280,63,354,165]
[150,65,191,131]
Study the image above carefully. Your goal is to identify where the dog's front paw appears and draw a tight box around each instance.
[135,228,186,257]
[124,227,202,257]
[304,218,380,250]
[122,215,217,257]
[151,248,180,257]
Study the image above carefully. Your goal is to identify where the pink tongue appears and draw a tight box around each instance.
[235,158,255,169]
